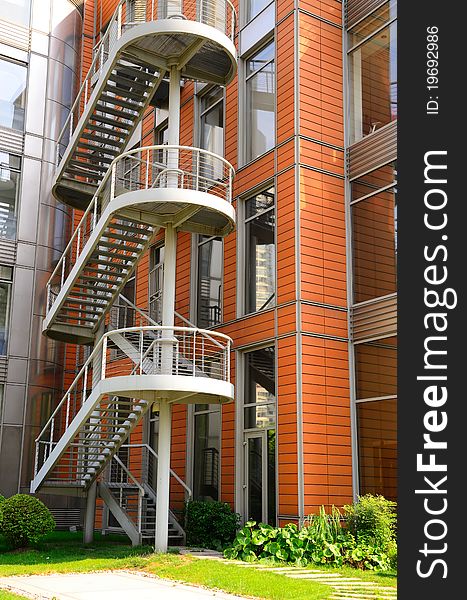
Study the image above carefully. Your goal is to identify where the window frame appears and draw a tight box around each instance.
[0,265,13,356]
[0,152,21,241]
[237,183,276,318]
[240,38,276,167]
[191,234,224,329]
[0,56,28,132]
[196,84,225,157]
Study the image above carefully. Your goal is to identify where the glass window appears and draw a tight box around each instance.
[246,0,271,22]
[196,235,222,328]
[199,87,224,157]
[245,41,275,162]
[0,58,27,131]
[244,186,275,314]
[0,0,31,27]
[355,337,397,401]
[244,346,276,430]
[357,398,397,501]
[149,244,164,323]
[0,152,21,241]
[348,1,397,144]
[193,404,221,501]
[0,266,13,355]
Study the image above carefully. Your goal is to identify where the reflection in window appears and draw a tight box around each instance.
[149,245,164,323]
[0,0,31,27]
[200,87,224,157]
[244,347,276,429]
[0,266,13,355]
[197,236,222,328]
[357,398,397,501]
[193,404,221,501]
[355,337,397,401]
[245,187,275,314]
[245,42,275,162]
[0,152,20,241]
[246,0,271,22]
[348,1,397,143]
[0,58,27,131]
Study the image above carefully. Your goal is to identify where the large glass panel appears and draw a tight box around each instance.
[149,245,164,323]
[200,87,224,157]
[355,337,397,401]
[0,0,31,27]
[193,409,221,501]
[245,187,275,314]
[0,58,27,131]
[352,188,397,303]
[0,152,21,240]
[246,42,275,162]
[348,21,397,143]
[244,346,276,428]
[349,0,396,47]
[357,398,397,501]
[197,236,222,328]
[246,0,271,22]
[247,437,263,522]
[0,281,12,355]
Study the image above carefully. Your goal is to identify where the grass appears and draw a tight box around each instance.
[0,531,397,599]
[0,593,28,600]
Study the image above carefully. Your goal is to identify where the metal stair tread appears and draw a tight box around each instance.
[79,132,123,147]
[98,94,143,111]
[104,83,150,102]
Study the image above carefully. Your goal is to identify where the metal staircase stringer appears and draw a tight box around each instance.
[55,51,167,205]
[98,481,142,546]
[142,481,186,544]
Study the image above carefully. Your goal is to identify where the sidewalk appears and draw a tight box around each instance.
[0,571,248,600]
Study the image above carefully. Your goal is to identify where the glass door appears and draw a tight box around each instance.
[244,429,276,525]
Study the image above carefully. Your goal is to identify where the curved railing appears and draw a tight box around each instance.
[56,0,237,158]
[46,145,234,311]
[34,324,232,477]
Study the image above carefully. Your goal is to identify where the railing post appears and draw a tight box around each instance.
[145,150,150,188]
[192,331,196,376]
[61,255,66,287]
[93,197,98,229]
[117,3,123,38]
[110,163,116,200]
[34,442,40,477]
[66,392,71,428]
[101,336,108,380]
[46,284,51,311]
[137,489,143,534]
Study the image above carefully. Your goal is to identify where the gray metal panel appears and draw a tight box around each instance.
[0,239,17,265]
[0,19,31,51]
[0,127,24,155]
[351,294,397,342]
[347,120,397,180]
[0,425,22,495]
[49,507,83,529]
[345,0,387,29]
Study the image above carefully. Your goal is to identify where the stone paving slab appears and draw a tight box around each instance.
[0,571,246,600]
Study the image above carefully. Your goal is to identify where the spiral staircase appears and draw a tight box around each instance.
[31,0,237,551]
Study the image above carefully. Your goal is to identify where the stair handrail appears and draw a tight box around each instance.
[107,454,145,533]
[56,0,128,159]
[47,144,235,309]
[121,443,192,501]
[112,453,145,494]
[56,0,237,158]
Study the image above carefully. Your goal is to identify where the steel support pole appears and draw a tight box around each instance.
[154,64,181,553]
[83,321,106,544]
[154,401,172,552]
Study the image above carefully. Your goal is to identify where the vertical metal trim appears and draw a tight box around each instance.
[293,1,304,525]
[342,1,360,502]
[234,348,244,520]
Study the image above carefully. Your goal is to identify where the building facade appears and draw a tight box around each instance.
[0,0,397,542]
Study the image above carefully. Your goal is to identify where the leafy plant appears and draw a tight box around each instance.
[0,494,55,548]
[224,498,398,572]
[0,495,5,529]
[343,494,396,551]
[185,500,240,551]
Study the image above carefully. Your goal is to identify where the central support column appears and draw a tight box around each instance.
[154,64,181,553]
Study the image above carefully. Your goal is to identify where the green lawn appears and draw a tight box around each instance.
[0,592,28,600]
[0,531,396,600]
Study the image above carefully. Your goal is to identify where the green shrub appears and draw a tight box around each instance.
[0,494,55,548]
[343,494,396,551]
[0,494,5,528]
[185,500,240,551]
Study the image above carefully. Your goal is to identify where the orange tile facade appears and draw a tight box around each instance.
[69,0,353,525]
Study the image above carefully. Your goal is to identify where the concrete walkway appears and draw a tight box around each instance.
[0,571,247,600]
